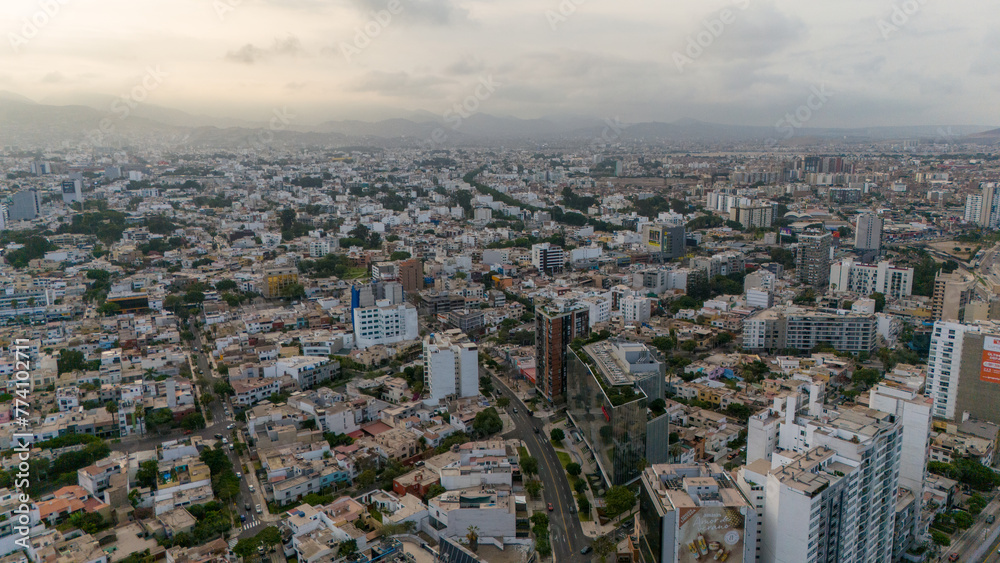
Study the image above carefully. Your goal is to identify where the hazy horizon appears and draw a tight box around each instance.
[2,0,998,128]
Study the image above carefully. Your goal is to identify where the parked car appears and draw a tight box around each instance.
[214,433,223,439]
[581,546,593,554]
[547,503,554,511]
[222,438,229,444]
[240,514,246,522]
[236,472,242,479]
[988,514,996,524]
[227,424,235,430]
[245,502,251,511]
[249,485,255,492]
[256,504,262,514]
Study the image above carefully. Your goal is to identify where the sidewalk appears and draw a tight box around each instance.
[542,417,617,538]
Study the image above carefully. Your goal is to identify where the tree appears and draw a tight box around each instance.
[550,428,565,442]
[496,396,510,408]
[521,456,539,478]
[566,462,582,477]
[200,393,215,406]
[578,495,591,514]
[389,251,411,261]
[279,208,297,231]
[97,302,121,317]
[338,540,357,557]
[215,279,237,292]
[530,512,549,528]
[852,368,881,388]
[181,413,206,431]
[525,479,543,498]
[574,478,588,494]
[593,535,617,563]
[136,460,159,489]
[466,526,480,553]
[472,407,503,436]
[604,485,636,518]
[931,529,951,546]
[871,292,886,312]
[280,283,306,300]
[356,469,376,488]
[424,484,446,502]
[681,340,698,353]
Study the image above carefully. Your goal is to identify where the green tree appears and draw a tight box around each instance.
[521,456,539,478]
[593,535,617,563]
[424,484,446,502]
[525,479,543,498]
[871,292,886,312]
[604,485,636,518]
[852,368,882,388]
[931,529,951,546]
[181,412,206,431]
[356,469,376,488]
[578,495,591,514]
[472,407,503,436]
[550,428,565,442]
[136,460,159,490]
[566,462,582,477]
[338,540,357,557]
[496,396,510,408]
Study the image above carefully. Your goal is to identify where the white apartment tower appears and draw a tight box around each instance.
[965,194,984,224]
[423,330,479,403]
[828,259,914,299]
[926,321,976,420]
[352,301,419,349]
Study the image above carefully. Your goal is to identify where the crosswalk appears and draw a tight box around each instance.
[241,517,261,530]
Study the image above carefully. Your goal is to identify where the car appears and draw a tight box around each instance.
[255,504,262,514]
[948,554,959,561]
[988,514,997,524]
[581,546,593,555]
[236,472,242,479]
[534,427,540,434]
[513,408,518,414]
[249,484,255,492]
[214,433,223,439]
[229,444,235,451]
[227,424,235,430]
[183,430,192,435]
[258,546,265,554]
[240,514,246,522]
[547,503,554,511]
[222,438,228,444]
[245,503,251,511]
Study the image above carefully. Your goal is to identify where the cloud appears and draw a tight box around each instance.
[41,72,65,83]
[350,71,454,98]
[226,35,304,64]
[351,0,470,25]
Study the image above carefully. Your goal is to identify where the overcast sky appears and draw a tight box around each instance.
[1,0,997,127]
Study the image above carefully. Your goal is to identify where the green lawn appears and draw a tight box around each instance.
[556,451,572,468]
[344,267,369,279]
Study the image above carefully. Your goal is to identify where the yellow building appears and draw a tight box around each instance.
[264,267,299,298]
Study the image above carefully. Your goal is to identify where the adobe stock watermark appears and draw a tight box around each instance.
[340,0,405,63]
[546,0,589,31]
[589,117,625,151]
[423,76,500,149]
[672,0,752,73]
[86,66,169,148]
[213,0,244,21]
[877,0,928,40]
[8,0,71,54]
[245,107,296,151]
[764,84,834,147]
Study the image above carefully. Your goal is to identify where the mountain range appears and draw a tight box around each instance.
[0,93,997,150]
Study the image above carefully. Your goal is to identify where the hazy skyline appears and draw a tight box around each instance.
[2,0,997,127]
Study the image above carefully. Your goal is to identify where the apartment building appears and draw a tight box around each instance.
[742,307,877,353]
[423,330,479,403]
[828,259,914,299]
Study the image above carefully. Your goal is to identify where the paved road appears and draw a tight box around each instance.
[486,367,591,562]
[941,497,1000,563]
[189,318,274,539]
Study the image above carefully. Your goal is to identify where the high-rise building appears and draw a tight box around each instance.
[795,231,831,288]
[981,182,1000,228]
[398,259,424,293]
[352,301,419,349]
[536,300,589,403]
[931,270,975,322]
[641,224,686,260]
[568,339,667,485]
[742,306,877,353]
[638,464,757,563]
[965,194,984,224]
[828,259,914,299]
[926,320,1000,425]
[262,267,299,298]
[729,204,774,229]
[868,382,932,560]
[531,243,565,275]
[423,329,479,403]
[7,189,40,221]
[61,180,83,204]
[854,213,882,253]
[744,394,902,563]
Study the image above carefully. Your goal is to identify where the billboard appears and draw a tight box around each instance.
[647,227,661,248]
[677,506,745,563]
[981,336,1000,383]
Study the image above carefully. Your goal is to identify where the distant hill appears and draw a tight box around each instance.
[0,96,995,149]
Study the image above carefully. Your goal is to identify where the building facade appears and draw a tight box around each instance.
[535,300,590,403]
[796,231,832,288]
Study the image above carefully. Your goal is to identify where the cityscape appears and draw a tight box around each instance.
[1,2,1000,563]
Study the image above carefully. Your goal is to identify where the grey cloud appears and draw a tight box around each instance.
[444,56,485,76]
[351,0,470,25]
[226,36,304,64]
[41,72,65,83]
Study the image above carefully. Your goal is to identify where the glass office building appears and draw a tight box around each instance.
[566,340,668,486]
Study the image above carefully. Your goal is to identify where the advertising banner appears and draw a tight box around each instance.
[981,336,1000,383]
[677,507,745,562]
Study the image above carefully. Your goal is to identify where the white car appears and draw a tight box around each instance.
[222,437,229,445]
[255,504,262,514]
[236,472,242,479]
[249,484,255,492]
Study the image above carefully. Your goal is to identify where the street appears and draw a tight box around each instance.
[486,367,591,562]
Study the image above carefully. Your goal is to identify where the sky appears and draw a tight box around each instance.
[1,0,998,128]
